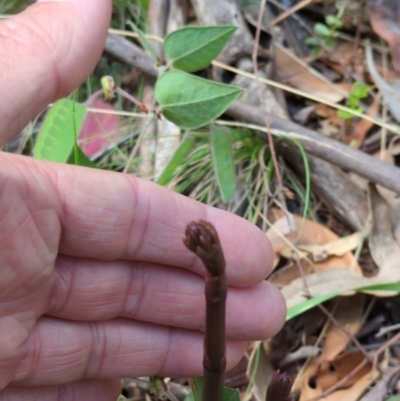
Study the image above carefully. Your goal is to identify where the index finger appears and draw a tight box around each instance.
[0,0,112,143]
[9,154,273,287]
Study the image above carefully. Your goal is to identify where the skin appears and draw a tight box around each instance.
[0,1,286,400]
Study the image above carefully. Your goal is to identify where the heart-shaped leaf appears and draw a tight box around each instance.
[155,71,241,129]
[164,25,236,72]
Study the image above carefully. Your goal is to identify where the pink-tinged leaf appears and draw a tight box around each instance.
[78,98,123,159]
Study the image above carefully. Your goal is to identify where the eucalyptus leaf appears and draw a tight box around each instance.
[155,71,241,129]
[211,127,236,202]
[164,25,236,72]
[34,99,86,162]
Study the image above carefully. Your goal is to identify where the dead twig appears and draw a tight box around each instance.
[294,257,373,364]
[226,102,400,194]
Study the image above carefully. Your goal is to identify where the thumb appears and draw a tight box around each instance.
[0,0,112,145]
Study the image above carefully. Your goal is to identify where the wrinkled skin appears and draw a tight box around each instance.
[0,1,286,400]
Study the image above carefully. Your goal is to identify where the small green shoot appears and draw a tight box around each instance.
[305,13,343,54]
[337,81,369,120]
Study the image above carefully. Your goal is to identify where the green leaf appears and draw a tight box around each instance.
[337,109,355,120]
[164,25,236,72]
[325,14,342,28]
[156,132,195,186]
[155,71,241,129]
[211,127,236,202]
[314,22,331,37]
[34,99,86,162]
[222,388,241,401]
[184,378,240,401]
[305,36,320,46]
[353,81,369,99]
[68,144,97,168]
[325,14,337,26]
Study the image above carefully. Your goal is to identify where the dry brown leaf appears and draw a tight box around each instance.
[268,262,312,288]
[273,42,350,103]
[294,295,365,399]
[324,41,399,81]
[286,231,367,262]
[281,260,400,311]
[322,41,364,78]
[282,269,371,310]
[313,352,369,391]
[266,209,362,286]
[314,368,378,401]
[267,212,297,271]
[368,184,400,281]
[294,307,379,401]
[358,358,391,401]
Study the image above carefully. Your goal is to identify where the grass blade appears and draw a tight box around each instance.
[211,127,236,202]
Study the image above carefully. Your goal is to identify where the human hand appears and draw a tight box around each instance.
[0,1,286,400]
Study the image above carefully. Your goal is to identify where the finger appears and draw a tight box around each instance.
[13,155,273,286]
[1,379,121,401]
[0,0,112,143]
[48,256,286,341]
[12,317,245,386]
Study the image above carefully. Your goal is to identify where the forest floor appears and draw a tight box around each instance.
[5,1,400,401]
